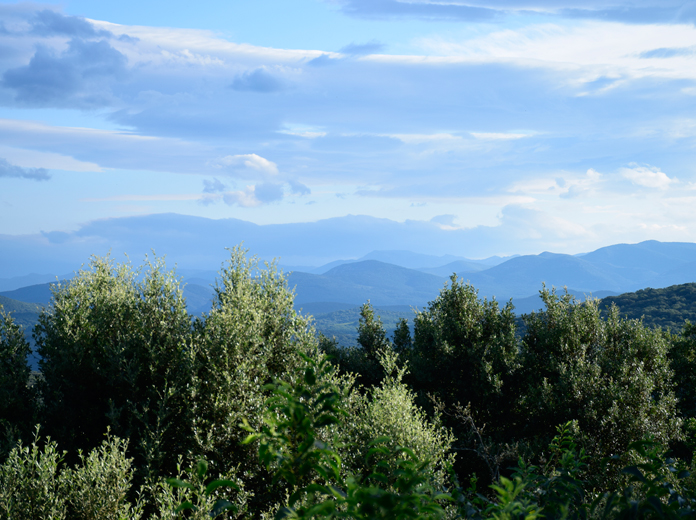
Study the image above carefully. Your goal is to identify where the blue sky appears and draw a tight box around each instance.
[2,0,696,270]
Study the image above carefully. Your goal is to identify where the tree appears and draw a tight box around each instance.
[669,321,696,419]
[35,254,195,482]
[410,276,519,427]
[519,287,681,475]
[392,317,412,353]
[0,308,34,455]
[189,246,320,512]
[356,301,391,360]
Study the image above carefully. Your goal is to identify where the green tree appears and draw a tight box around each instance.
[392,317,412,353]
[338,349,455,489]
[189,246,320,512]
[356,301,391,360]
[519,287,681,475]
[669,321,696,419]
[410,276,519,427]
[0,307,35,456]
[35,254,195,482]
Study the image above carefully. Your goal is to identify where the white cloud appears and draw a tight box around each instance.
[223,187,261,207]
[386,132,461,144]
[90,20,323,65]
[470,132,531,140]
[410,21,696,85]
[220,181,285,207]
[214,154,279,176]
[278,124,327,138]
[620,164,675,189]
[509,168,603,198]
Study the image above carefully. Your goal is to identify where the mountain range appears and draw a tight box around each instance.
[2,239,695,320]
[2,239,695,354]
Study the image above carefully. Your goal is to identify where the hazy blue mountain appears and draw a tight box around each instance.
[476,254,520,266]
[308,250,514,276]
[645,260,696,289]
[289,261,447,307]
[0,282,58,305]
[0,295,42,329]
[463,253,628,299]
[581,241,696,272]
[309,259,357,274]
[0,273,71,292]
[417,260,492,277]
[357,250,466,269]
[3,239,696,321]
[182,284,216,315]
[0,280,217,316]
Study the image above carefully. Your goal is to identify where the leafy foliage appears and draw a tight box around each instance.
[0,429,67,520]
[35,254,194,482]
[5,247,696,518]
[189,246,320,511]
[520,287,680,472]
[670,321,696,418]
[409,276,519,427]
[0,307,34,455]
[240,351,453,520]
[62,433,142,520]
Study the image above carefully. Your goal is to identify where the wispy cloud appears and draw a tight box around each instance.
[0,157,50,181]
[620,164,676,189]
[339,40,385,55]
[213,154,280,177]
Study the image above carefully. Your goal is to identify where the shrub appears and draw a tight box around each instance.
[62,433,142,520]
[0,429,66,520]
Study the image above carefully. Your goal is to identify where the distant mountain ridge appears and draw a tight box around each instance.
[305,249,512,275]
[2,240,695,320]
[289,261,447,308]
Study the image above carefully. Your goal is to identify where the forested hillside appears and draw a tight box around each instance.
[0,295,40,330]
[600,283,696,331]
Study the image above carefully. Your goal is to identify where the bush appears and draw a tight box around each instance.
[189,246,321,511]
[62,433,142,520]
[0,429,67,520]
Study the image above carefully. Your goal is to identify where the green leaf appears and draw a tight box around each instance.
[211,499,237,517]
[166,478,194,489]
[206,479,240,495]
[622,466,647,483]
[196,459,208,478]
[241,433,260,445]
[174,501,197,513]
[305,366,316,386]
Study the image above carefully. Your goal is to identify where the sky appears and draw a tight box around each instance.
[2,0,696,272]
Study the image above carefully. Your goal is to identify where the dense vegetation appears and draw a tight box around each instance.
[2,251,696,518]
